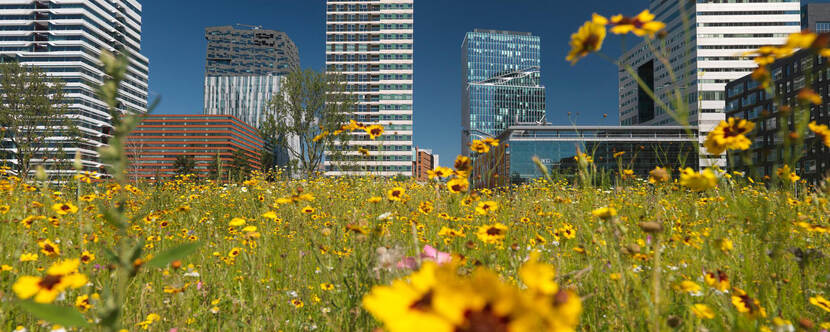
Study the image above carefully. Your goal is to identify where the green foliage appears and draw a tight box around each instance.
[173,155,197,176]
[17,301,90,328]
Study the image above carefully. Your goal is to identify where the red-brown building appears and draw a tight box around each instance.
[126,115,263,181]
[412,147,437,181]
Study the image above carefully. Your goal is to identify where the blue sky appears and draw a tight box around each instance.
[142,0,659,165]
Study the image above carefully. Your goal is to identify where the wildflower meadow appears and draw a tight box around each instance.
[2,6,830,332]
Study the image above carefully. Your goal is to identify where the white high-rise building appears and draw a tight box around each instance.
[325,0,414,177]
[618,0,800,167]
[0,0,149,175]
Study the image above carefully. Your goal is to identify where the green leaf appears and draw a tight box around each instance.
[147,242,201,269]
[18,301,90,328]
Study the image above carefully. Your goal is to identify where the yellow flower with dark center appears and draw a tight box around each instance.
[704,270,730,291]
[810,295,830,313]
[482,137,499,147]
[387,187,405,201]
[566,15,607,64]
[809,121,830,147]
[438,227,465,237]
[312,131,329,142]
[75,294,92,312]
[364,124,385,140]
[358,147,370,156]
[51,202,78,215]
[469,140,490,154]
[798,88,823,105]
[609,10,666,37]
[0,205,9,214]
[427,166,453,180]
[79,194,95,202]
[474,201,498,215]
[679,168,718,192]
[12,258,87,303]
[703,118,755,155]
[38,239,60,257]
[776,165,800,183]
[731,288,766,319]
[301,206,315,214]
[476,223,507,244]
[228,247,242,258]
[447,177,469,194]
[454,155,472,173]
[691,304,715,319]
[80,251,95,264]
[418,201,434,214]
[320,283,334,291]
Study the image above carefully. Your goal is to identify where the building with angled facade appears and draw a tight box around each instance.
[618,0,801,170]
[0,0,149,176]
[725,49,830,182]
[324,0,414,177]
[125,114,263,182]
[203,25,299,129]
[802,3,830,33]
[472,125,699,188]
[462,29,545,156]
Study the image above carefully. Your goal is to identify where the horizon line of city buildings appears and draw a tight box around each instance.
[1,0,829,183]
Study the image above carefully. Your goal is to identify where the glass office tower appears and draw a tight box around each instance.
[462,29,545,156]
[0,0,149,176]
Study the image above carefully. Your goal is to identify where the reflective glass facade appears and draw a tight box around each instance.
[205,26,299,76]
[462,29,545,155]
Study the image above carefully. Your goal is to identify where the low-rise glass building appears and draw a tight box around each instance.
[472,125,699,188]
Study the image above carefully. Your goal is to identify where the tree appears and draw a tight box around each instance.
[208,153,222,182]
[173,155,196,176]
[0,62,79,178]
[229,149,250,182]
[265,68,355,178]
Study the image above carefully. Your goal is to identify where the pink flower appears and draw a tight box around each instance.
[396,245,452,269]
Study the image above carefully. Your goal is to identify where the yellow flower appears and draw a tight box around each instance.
[469,140,491,154]
[418,201,434,214]
[301,206,315,214]
[51,202,78,215]
[810,295,830,313]
[228,217,246,227]
[798,88,823,105]
[80,251,95,264]
[691,304,715,319]
[785,30,818,49]
[38,239,61,257]
[679,168,718,192]
[367,196,383,203]
[808,121,830,147]
[13,259,87,303]
[731,288,767,319]
[454,155,472,174]
[716,238,733,252]
[591,206,617,220]
[228,247,242,258]
[476,223,508,244]
[566,18,606,64]
[0,205,9,214]
[609,10,666,37]
[519,251,558,295]
[320,283,334,291]
[291,298,304,308]
[703,118,755,155]
[364,124,385,140]
[482,137,499,147]
[312,131,329,142]
[20,253,38,262]
[474,201,498,215]
[648,166,670,184]
[75,294,92,312]
[704,270,730,291]
[137,313,161,330]
[358,147,370,156]
[427,166,454,180]
[674,280,702,294]
[261,211,279,220]
[776,165,800,183]
[387,187,405,201]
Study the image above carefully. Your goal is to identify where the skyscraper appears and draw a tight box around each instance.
[802,3,830,33]
[324,0,414,177]
[461,29,545,156]
[0,0,149,175]
[203,25,299,128]
[618,0,800,167]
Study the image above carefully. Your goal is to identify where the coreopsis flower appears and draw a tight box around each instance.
[364,124,385,140]
[691,304,715,319]
[609,10,665,37]
[703,118,755,155]
[474,201,498,215]
[776,165,800,183]
[731,288,767,319]
[12,259,87,303]
[427,166,453,180]
[447,177,469,194]
[75,294,92,312]
[679,168,718,192]
[476,223,507,244]
[291,298,304,308]
[261,211,279,220]
[367,196,383,203]
[387,187,405,201]
[674,280,702,294]
[227,247,242,258]
[137,313,161,330]
[51,202,78,215]
[320,283,334,291]
[438,227,465,238]
[716,238,734,252]
[704,270,730,291]
[38,239,61,257]
[312,131,329,142]
[79,251,95,264]
[648,166,670,184]
[591,206,617,220]
[519,251,558,295]
[0,205,9,214]
[418,201,434,214]
[810,295,830,312]
[454,155,472,173]
[785,30,818,49]
[358,147,370,156]
[566,16,607,64]
[798,88,823,105]
[301,205,315,214]
[469,140,490,154]
[482,137,499,147]
[808,121,830,147]
[19,253,38,262]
